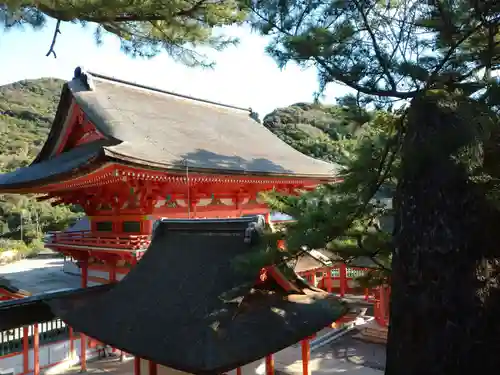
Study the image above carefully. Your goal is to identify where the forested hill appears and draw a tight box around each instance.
[262,102,371,163]
[0,78,64,172]
[0,78,80,254]
[0,79,366,253]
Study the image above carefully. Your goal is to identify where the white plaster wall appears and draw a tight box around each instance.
[0,337,98,375]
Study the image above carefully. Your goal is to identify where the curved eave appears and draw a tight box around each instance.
[0,144,107,194]
[32,83,74,164]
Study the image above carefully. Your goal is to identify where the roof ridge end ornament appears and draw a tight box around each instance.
[249,108,260,123]
[244,215,266,244]
[73,66,96,91]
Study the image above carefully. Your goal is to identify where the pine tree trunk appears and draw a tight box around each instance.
[385,94,500,375]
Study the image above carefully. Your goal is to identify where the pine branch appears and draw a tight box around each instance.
[45,20,61,58]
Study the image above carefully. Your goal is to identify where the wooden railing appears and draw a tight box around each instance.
[45,231,151,250]
[298,265,390,327]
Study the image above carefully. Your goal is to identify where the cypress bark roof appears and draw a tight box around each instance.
[0,68,339,190]
[0,141,106,189]
[71,70,338,176]
[48,216,346,374]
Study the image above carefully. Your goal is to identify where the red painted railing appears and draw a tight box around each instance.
[46,231,151,250]
[298,265,390,327]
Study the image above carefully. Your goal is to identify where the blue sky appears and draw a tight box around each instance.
[0,18,350,117]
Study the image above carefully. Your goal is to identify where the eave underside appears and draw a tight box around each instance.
[0,156,335,195]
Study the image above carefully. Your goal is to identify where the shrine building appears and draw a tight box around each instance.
[0,68,391,375]
[0,67,340,286]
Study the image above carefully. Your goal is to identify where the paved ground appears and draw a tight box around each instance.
[48,357,135,375]
[0,256,80,294]
[319,331,386,371]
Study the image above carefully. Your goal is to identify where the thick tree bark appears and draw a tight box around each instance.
[385,94,500,375]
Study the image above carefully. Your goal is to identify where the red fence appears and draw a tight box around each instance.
[46,231,151,250]
[298,265,390,327]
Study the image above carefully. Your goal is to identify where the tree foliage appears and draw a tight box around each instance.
[263,105,399,287]
[0,78,83,252]
[248,0,500,374]
[262,100,371,163]
[1,0,247,66]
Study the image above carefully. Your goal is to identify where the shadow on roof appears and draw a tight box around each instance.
[178,149,293,174]
[46,216,346,374]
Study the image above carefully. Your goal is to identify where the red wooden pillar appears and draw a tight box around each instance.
[81,260,88,288]
[325,267,332,293]
[378,285,389,326]
[236,367,242,375]
[148,360,158,375]
[108,263,120,354]
[80,334,87,372]
[134,357,141,375]
[301,339,310,375]
[80,259,88,371]
[109,264,117,283]
[142,219,153,234]
[22,326,29,374]
[69,326,75,359]
[310,272,316,287]
[33,324,40,375]
[339,264,347,297]
[265,355,274,375]
[264,212,271,225]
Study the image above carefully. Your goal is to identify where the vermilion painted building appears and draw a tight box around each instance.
[0,68,352,375]
[0,67,340,286]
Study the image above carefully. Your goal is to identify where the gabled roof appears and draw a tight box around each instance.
[0,68,340,190]
[41,68,338,176]
[0,276,31,300]
[46,216,345,374]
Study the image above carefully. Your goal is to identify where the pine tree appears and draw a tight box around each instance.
[262,108,397,285]
[248,1,500,374]
[1,0,247,66]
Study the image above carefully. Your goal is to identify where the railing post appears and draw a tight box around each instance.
[134,357,141,375]
[310,271,316,287]
[265,354,274,375]
[80,333,87,372]
[325,267,332,292]
[69,326,75,359]
[33,324,40,375]
[23,326,29,374]
[301,339,310,375]
[339,264,347,297]
[148,360,157,375]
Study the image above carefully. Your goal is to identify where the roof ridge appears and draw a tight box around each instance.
[74,66,253,114]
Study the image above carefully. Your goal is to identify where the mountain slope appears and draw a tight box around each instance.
[262,102,371,163]
[0,78,79,247]
[0,78,364,246]
[0,78,64,172]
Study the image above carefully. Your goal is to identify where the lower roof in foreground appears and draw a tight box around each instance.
[0,217,346,374]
